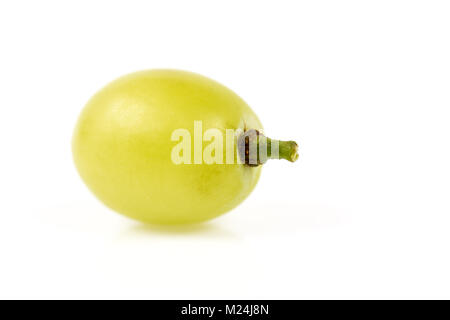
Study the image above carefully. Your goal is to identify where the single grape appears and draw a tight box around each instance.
[72,69,298,224]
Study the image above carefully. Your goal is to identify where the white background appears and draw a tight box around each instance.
[1,1,449,299]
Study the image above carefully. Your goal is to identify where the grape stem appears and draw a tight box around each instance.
[238,129,299,166]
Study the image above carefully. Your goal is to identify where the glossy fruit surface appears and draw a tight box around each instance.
[72,69,263,224]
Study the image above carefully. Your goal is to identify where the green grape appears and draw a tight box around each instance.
[72,69,298,224]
